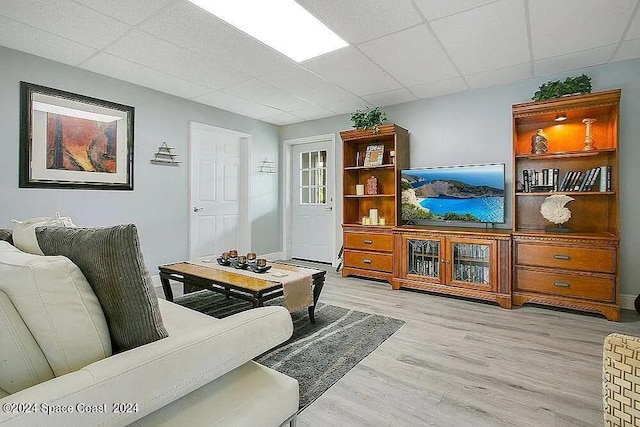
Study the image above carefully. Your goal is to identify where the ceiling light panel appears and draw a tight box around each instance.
[188,0,348,62]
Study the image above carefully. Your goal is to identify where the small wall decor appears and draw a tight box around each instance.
[349,106,387,133]
[150,142,181,166]
[19,82,134,190]
[531,74,592,101]
[259,157,277,173]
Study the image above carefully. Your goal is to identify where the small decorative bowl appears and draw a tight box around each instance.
[216,257,231,266]
[247,252,257,263]
[228,249,238,259]
[249,264,271,274]
[256,258,267,268]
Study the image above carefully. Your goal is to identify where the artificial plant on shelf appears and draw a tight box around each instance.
[531,74,592,101]
[350,107,387,133]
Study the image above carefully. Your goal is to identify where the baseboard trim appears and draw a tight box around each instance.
[620,293,636,311]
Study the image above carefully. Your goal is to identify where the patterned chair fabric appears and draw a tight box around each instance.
[603,333,640,426]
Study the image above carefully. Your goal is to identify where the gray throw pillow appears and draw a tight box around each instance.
[0,229,12,245]
[36,224,168,352]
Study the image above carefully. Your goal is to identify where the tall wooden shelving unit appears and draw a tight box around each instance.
[511,90,621,321]
[340,124,408,284]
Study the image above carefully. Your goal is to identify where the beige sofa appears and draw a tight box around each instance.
[0,238,299,426]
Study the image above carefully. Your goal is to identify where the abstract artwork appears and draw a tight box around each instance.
[20,82,134,190]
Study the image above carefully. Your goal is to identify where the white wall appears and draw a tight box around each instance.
[281,59,640,297]
[0,46,281,271]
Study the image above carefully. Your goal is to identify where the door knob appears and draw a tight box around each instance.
[193,207,204,212]
[325,206,333,211]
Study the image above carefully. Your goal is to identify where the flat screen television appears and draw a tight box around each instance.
[400,163,505,224]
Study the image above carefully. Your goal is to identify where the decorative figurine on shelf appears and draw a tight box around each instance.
[540,194,574,232]
[582,118,597,151]
[531,129,549,154]
[366,176,378,195]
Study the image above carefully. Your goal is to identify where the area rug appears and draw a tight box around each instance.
[173,290,404,409]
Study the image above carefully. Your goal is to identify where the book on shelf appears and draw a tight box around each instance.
[599,165,612,192]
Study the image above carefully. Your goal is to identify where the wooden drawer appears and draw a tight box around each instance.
[344,232,393,252]
[515,243,615,273]
[344,250,393,273]
[515,267,615,301]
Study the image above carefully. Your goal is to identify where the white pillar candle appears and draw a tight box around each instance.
[369,209,378,225]
[356,184,365,195]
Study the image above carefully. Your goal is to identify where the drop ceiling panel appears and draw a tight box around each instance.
[259,111,301,126]
[0,16,96,66]
[222,79,311,111]
[534,45,616,77]
[105,30,250,90]
[409,77,467,99]
[530,0,636,59]
[431,0,529,74]
[612,39,640,62]
[466,63,531,89]
[303,47,401,96]
[288,104,336,121]
[81,53,213,99]
[363,88,418,107]
[0,0,130,49]
[139,2,292,77]
[324,97,372,115]
[296,0,422,43]
[413,0,498,21]
[73,0,172,26]
[359,25,459,87]
[193,91,281,120]
[625,8,640,40]
[258,64,355,106]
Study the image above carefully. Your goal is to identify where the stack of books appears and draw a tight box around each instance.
[522,166,612,193]
[522,168,559,192]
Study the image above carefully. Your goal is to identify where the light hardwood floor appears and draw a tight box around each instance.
[293,263,640,427]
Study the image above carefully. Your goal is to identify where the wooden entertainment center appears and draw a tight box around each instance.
[341,90,621,321]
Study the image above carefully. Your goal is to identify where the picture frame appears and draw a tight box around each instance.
[19,82,135,190]
[363,144,384,167]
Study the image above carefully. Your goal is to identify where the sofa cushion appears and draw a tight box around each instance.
[0,229,12,245]
[12,214,75,255]
[0,241,111,378]
[36,224,168,352]
[0,290,55,394]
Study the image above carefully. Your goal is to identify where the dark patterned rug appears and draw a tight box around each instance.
[174,290,404,409]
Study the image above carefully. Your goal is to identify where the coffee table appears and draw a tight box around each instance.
[158,262,326,323]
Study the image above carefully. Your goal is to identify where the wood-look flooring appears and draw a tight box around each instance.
[160,263,640,426]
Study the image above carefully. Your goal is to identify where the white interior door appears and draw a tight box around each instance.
[189,123,250,260]
[291,140,334,263]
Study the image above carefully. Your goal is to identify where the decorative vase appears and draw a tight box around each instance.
[531,129,548,154]
[582,118,596,151]
[366,176,378,195]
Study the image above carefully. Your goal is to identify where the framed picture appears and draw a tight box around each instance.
[19,82,134,190]
[363,144,384,167]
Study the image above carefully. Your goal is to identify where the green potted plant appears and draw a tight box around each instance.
[531,74,592,101]
[350,107,387,133]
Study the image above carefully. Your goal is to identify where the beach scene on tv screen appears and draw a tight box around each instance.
[401,164,505,223]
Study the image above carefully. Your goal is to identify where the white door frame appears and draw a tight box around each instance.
[282,133,337,265]
[189,121,252,260]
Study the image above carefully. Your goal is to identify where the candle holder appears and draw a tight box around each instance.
[582,118,596,151]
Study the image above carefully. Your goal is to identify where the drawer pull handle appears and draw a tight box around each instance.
[554,281,571,288]
[364,240,373,244]
[554,254,571,260]
[363,259,373,264]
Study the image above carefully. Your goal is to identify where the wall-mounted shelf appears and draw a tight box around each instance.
[150,142,181,166]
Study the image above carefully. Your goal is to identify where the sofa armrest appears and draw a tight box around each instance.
[0,306,293,427]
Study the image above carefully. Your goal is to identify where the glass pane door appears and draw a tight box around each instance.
[299,150,327,204]
[451,242,490,285]
[407,239,440,279]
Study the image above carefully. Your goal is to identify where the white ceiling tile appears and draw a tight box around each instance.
[259,112,301,126]
[466,63,531,89]
[359,25,459,87]
[534,45,617,77]
[431,0,529,74]
[303,47,400,96]
[193,91,281,119]
[363,88,418,107]
[324,98,372,115]
[530,0,637,59]
[288,104,336,121]
[0,16,96,66]
[80,53,213,99]
[295,0,422,44]
[625,8,640,40]
[73,0,172,25]
[409,77,468,99]
[0,0,130,49]
[222,79,311,111]
[612,39,640,62]
[139,1,293,77]
[413,0,497,21]
[104,30,250,90]
[258,64,355,105]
